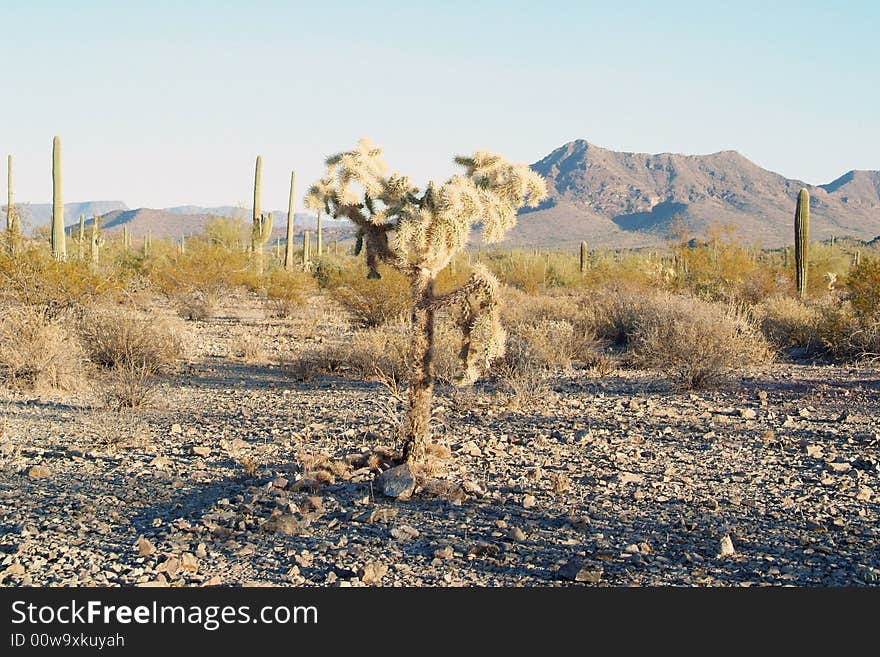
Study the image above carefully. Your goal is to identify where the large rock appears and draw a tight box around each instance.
[377,464,416,499]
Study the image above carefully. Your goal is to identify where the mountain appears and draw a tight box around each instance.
[11,201,128,226]
[508,140,880,248]
[95,209,338,240]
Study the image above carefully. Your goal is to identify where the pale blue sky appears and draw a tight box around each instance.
[2,1,878,209]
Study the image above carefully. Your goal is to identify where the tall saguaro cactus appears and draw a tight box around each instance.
[284,170,295,271]
[308,139,546,463]
[90,215,104,266]
[794,187,810,299]
[51,136,66,261]
[302,230,310,268]
[77,215,86,259]
[252,212,273,275]
[252,155,262,241]
[579,240,588,273]
[316,210,323,257]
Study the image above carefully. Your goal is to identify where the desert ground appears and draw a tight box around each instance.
[2,291,878,587]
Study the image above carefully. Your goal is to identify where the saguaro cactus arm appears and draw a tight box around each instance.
[794,187,810,299]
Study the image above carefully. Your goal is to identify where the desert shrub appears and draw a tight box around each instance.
[0,305,84,390]
[627,294,771,389]
[492,334,550,408]
[756,296,821,352]
[329,264,410,327]
[79,306,185,408]
[262,269,315,318]
[0,247,120,317]
[347,324,411,379]
[575,285,652,346]
[846,257,880,318]
[148,243,250,320]
[507,319,585,371]
[815,301,880,362]
[203,215,248,251]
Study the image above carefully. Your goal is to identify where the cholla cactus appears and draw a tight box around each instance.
[307,138,546,462]
[252,212,273,275]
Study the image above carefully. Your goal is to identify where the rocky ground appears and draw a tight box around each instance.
[1,294,879,587]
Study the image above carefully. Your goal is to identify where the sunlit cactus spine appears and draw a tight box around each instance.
[284,170,295,271]
[51,136,66,261]
[307,138,546,463]
[794,188,810,299]
[579,240,588,273]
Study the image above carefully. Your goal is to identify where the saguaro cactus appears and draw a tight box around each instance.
[302,230,310,268]
[308,139,546,463]
[90,215,104,266]
[77,215,86,259]
[284,170,295,271]
[579,240,588,273]
[51,136,66,261]
[144,230,152,256]
[122,225,131,252]
[252,212,273,275]
[794,188,810,299]
[316,210,323,257]
[6,154,20,253]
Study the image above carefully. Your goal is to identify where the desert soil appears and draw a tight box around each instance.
[1,293,879,587]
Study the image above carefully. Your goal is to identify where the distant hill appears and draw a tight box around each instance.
[11,201,128,226]
[84,207,352,243]
[507,140,880,248]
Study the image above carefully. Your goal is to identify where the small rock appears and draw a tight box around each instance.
[27,465,51,479]
[508,526,527,542]
[377,464,416,500]
[739,409,757,420]
[170,424,183,434]
[192,446,211,457]
[434,546,454,560]
[272,476,289,489]
[157,557,181,577]
[135,536,155,557]
[805,444,824,458]
[150,456,172,469]
[856,486,873,502]
[522,494,537,509]
[557,558,603,583]
[828,462,852,473]
[359,561,388,585]
[180,553,199,573]
[390,525,419,541]
[718,535,735,557]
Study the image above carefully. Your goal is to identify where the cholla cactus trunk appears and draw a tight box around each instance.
[403,273,436,463]
[579,240,588,273]
[284,170,295,271]
[316,210,323,257]
[51,136,66,261]
[307,139,546,464]
[794,188,810,299]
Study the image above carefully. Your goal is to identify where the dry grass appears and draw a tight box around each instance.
[626,294,771,389]
[229,334,267,363]
[756,297,821,352]
[492,334,551,409]
[0,305,84,390]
